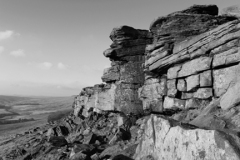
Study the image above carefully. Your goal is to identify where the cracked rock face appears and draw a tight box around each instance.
[134,115,240,160]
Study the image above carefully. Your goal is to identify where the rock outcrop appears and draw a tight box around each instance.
[73,26,152,115]
[4,4,240,160]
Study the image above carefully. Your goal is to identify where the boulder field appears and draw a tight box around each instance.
[2,4,240,160]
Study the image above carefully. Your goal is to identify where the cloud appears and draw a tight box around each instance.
[0,30,14,40]
[38,62,53,70]
[10,49,26,57]
[0,46,4,54]
[57,62,68,70]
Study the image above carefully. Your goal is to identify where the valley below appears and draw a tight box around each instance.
[0,95,74,137]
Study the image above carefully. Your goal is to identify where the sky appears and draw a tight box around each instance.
[0,0,239,97]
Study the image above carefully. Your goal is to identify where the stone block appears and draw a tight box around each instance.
[167,79,177,97]
[177,79,187,91]
[163,97,185,109]
[144,78,159,85]
[210,39,239,55]
[213,64,240,97]
[95,84,117,111]
[185,98,211,109]
[167,65,182,79]
[101,66,120,82]
[212,47,239,68]
[178,57,212,77]
[186,74,200,91]
[120,62,144,83]
[139,82,167,100]
[181,92,193,99]
[194,88,213,99]
[200,70,212,87]
[142,99,163,112]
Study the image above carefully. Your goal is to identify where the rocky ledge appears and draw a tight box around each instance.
[2,4,240,160]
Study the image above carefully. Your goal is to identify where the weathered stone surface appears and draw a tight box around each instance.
[177,79,187,91]
[115,84,143,114]
[185,98,211,109]
[101,66,120,82]
[139,77,167,112]
[178,57,212,78]
[167,79,177,97]
[142,99,163,112]
[179,5,219,15]
[104,45,146,58]
[139,79,167,100]
[186,74,200,91]
[49,136,68,147]
[189,99,226,130]
[144,78,159,85]
[149,20,239,71]
[120,62,144,83]
[193,88,213,99]
[95,84,117,111]
[220,76,240,110]
[134,115,240,160]
[147,50,172,67]
[213,64,240,97]
[221,4,240,17]
[210,39,239,55]
[200,70,212,87]
[150,5,219,31]
[167,65,181,79]
[181,92,193,100]
[163,97,185,109]
[213,47,240,68]
[110,26,142,42]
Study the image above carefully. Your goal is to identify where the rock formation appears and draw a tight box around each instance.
[3,4,240,160]
[73,26,152,115]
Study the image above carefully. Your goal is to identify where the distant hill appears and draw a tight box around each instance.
[0,95,30,106]
[0,95,75,136]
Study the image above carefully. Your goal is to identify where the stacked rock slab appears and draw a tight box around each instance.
[73,26,152,116]
[139,5,240,112]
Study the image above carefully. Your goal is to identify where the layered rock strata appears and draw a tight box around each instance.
[5,4,240,160]
[74,26,152,115]
[140,5,240,112]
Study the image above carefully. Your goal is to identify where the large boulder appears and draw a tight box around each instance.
[134,115,240,160]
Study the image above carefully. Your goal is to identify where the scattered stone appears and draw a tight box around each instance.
[49,136,68,147]
[70,151,87,160]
